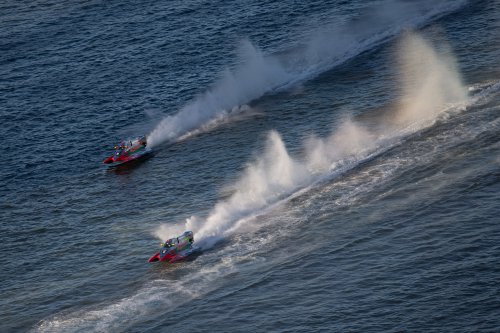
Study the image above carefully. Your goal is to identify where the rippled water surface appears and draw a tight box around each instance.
[1,0,499,332]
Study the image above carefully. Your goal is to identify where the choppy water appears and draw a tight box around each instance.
[1,0,499,332]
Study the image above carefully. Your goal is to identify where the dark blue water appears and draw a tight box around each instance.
[1,1,499,332]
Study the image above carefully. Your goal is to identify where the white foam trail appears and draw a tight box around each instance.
[146,0,467,148]
[468,81,500,106]
[35,260,237,333]
[176,104,259,142]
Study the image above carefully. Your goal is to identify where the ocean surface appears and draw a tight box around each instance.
[1,0,499,332]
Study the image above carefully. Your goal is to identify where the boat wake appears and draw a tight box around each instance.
[146,0,467,148]
[176,104,260,142]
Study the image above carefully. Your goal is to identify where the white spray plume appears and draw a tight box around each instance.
[147,42,291,147]
[194,131,309,242]
[155,120,378,248]
[394,31,467,126]
[146,0,467,148]
[305,120,376,172]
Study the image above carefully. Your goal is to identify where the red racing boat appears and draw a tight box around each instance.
[103,135,152,167]
[148,231,199,263]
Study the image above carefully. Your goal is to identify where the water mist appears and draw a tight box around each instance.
[394,31,467,126]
